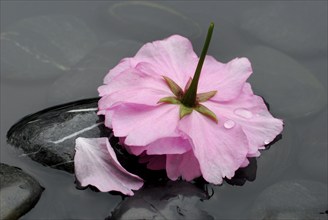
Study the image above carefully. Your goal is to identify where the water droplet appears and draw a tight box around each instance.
[234,108,253,119]
[224,120,235,129]
[264,140,271,145]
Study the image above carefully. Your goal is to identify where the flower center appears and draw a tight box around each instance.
[158,77,218,122]
[157,22,218,123]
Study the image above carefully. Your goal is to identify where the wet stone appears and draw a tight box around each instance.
[1,15,98,81]
[240,2,327,57]
[6,98,114,173]
[249,180,328,220]
[47,40,142,105]
[107,181,213,220]
[103,1,201,42]
[0,163,44,220]
[297,109,328,182]
[244,46,327,119]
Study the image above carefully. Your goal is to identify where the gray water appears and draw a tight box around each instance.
[1,1,327,219]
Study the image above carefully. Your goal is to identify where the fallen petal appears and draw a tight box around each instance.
[74,137,143,196]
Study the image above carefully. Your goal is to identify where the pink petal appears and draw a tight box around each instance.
[99,68,169,97]
[119,137,147,156]
[123,143,148,156]
[74,137,143,196]
[131,35,198,87]
[138,154,166,170]
[146,137,192,155]
[111,104,180,146]
[206,83,283,155]
[178,112,249,184]
[198,56,253,101]
[99,88,170,109]
[123,137,191,156]
[166,150,201,181]
[240,158,250,168]
[103,58,133,83]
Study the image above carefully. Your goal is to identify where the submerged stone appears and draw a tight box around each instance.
[297,109,328,182]
[240,2,327,57]
[107,181,213,220]
[1,15,98,81]
[249,180,328,220]
[244,46,327,118]
[47,40,142,105]
[0,163,44,220]
[103,1,201,41]
[6,98,113,173]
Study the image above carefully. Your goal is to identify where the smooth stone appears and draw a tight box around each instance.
[243,46,327,118]
[240,2,327,56]
[207,18,253,63]
[0,163,44,220]
[249,180,328,220]
[6,98,112,173]
[297,109,328,182]
[103,1,201,42]
[47,40,142,105]
[108,181,213,220]
[1,15,98,81]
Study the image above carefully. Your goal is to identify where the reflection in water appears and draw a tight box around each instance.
[107,181,214,220]
[249,180,328,220]
[225,157,257,186]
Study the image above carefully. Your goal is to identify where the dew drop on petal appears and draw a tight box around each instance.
[234,108,253,119]
[224,120,235,129]
[264,140,271,145]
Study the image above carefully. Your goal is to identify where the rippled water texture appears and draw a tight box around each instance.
[1,1,327,219]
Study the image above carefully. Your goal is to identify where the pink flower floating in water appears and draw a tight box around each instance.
[74,23,283,195]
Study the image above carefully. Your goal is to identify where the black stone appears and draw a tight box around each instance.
[7,98,113,173]
[107,181,214,220]
[0,163,44,220]
[1,15,98,81]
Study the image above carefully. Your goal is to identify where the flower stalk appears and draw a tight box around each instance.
[181,22,214,107]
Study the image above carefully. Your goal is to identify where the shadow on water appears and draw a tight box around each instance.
[106,181,214,220]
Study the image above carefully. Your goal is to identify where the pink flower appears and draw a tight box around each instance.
[74,23,283,195]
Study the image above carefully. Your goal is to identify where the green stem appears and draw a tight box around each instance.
[181,22,214,107]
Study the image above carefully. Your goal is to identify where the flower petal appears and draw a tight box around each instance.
[74,137,143,196]
[111,104,180,146]
[99,68,169,96]
[103,58,133,83]
[198,56,252,101]
[131,35,198,86]
[166,150,201,181]
[124,137,191,156]
[178,112,249,184]
[206,83,283,155]
[99,88,170,109]
[138,154,166,170]
[146,137,192,155]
